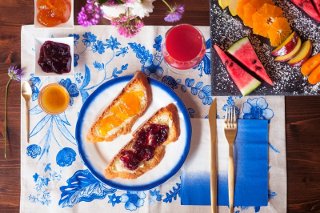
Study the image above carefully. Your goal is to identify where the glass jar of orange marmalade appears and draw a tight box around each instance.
[37,0,71,27]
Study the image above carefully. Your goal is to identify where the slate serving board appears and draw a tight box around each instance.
[210,0,320,96]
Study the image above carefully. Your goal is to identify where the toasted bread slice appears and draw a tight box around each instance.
[87,71,152,143]
[105,103,180,179]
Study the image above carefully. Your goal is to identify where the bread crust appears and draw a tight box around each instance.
[87,71,152,143]
[105,103,180,179]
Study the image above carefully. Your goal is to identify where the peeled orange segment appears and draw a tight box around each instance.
[236,0,251,19]
[242,0,274,28]
[243,3,256,27]
[267,17,292,47]
[252,3,283,37]
[249,0,274,9]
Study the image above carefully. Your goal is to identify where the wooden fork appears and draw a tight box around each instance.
[224,106,238,213]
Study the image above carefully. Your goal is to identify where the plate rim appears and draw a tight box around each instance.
[76,74,192,191]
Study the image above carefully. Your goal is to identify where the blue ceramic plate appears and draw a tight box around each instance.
[76,75,191,191]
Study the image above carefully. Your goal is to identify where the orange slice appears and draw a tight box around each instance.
[236,0,251,19]
[268,17,292,47]
[249,0,273,9]
[243,3,256,27]
[242,0,274,28]
[252,3,283,37]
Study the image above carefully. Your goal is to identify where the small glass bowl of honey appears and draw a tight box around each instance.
[38,83,70,115]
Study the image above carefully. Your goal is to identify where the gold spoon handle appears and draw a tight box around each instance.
[26,100,30,143]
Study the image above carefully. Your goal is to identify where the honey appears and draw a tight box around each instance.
[38,83,70,114]
[95,90,144,136]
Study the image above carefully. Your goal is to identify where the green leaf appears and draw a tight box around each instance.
[98,0,108,4]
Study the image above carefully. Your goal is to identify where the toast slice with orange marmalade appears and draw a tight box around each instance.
[87,71,152,142]
[105,103,180,179]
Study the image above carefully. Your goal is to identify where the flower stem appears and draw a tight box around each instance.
[4,78,12,159]
[162,0,173,12]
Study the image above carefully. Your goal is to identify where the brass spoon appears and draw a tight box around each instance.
[21,81,32,143]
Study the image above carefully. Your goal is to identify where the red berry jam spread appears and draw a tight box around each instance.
[120,124,169,170]
[38,41,71,74]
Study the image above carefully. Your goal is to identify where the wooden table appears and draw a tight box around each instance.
[0,0,319,212]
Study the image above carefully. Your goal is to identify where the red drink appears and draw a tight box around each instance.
[163,24,205,70]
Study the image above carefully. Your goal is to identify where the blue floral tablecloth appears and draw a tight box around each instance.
[20,25,286,213]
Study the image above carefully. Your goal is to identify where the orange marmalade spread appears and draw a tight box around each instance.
[95,90,145,136]
[37,0,71,27]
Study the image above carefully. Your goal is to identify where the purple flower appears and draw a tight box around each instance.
[78,0,102,27]
[4,64,23,159]
[8,65,23,81]
[164,4,184,23]
[111,14,144,38]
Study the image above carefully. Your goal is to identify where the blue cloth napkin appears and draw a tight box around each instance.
[181,119,269,206]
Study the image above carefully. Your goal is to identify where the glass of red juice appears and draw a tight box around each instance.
[162,24,206,71]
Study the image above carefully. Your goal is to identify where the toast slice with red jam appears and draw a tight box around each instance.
[105,103,180,179]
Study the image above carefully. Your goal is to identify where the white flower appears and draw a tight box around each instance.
[127,0,156,18]
[101,0,155,20]
[100,4,127,20]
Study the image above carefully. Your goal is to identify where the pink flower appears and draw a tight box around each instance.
[78,0,102,27]
[111,14,144,38]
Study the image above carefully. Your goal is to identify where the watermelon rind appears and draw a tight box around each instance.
[241,78,261,96]
[227,37,249,55]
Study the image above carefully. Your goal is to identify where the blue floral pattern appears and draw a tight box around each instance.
[129,38,164,78]
[29,165,62,206]
[56,147,76,167]
[161,76,213,105]
[82,32,97,47]
[108,194,121,207]
[59,78,79,106]
[163,181,181,203]
[242,98,274,120]
[59,170,116,208]
[149,189,163,202]
[27,144,41,159]
[120,191,146,211]
[30,75,41,101]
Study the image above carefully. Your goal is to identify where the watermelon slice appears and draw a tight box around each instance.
[228,37,274,86]
[312,0,320,15]
[291,0,320,23]
[214,44,261,96]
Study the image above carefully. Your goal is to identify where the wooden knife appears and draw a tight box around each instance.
[208,98,218,213]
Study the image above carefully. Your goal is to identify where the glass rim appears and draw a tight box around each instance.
[38,83,70,115]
